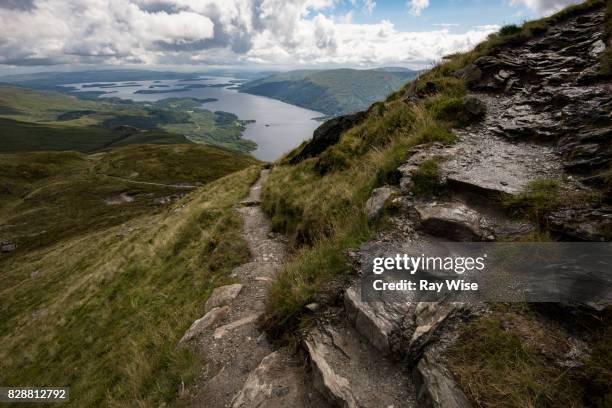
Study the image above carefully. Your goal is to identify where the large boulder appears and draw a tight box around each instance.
[289,110,368,164]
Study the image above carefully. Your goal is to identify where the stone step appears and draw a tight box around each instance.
[439,129,562,199]
[213,312,263,340]
[231,349,330,408]
[344,281,469,365]
[413,199,533,242]
[305,323,416,408]
[205,283,243,311]
[344,285,412,355]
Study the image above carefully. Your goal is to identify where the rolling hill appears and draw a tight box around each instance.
[238,68,419,116]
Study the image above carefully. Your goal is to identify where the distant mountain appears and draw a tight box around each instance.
[238,68,419,116]
[0,69,269,92]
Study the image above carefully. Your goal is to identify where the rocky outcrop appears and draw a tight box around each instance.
[404,302,467,365]
[344,285,412,354]
[301,7,610,408]
[305,329,358,408]
[414,200,533,242]
[547,207,612,241]
[289,111,368,164]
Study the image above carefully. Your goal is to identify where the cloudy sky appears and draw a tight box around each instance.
[0,0,582,71]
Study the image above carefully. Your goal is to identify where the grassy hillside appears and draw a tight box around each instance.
[0,142,260,406]
[0,144,257,254]
[0,118,189,153]
[0,86,256,153]
[239,68,418,116]
[262,0,610,335]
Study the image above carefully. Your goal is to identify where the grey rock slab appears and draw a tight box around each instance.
[232,349,329,408]
[305,329,357,408]
[305,324,416,408]
[178,306,229,345]
[365,186,395,221]
[405,302,467,364]
[205,284,244,312]
[414,201,495,242]
[415,351,472,408]
[441,126,563,197]
[213,312,262,340]
[344,285,413,354]
[414,198,534,241]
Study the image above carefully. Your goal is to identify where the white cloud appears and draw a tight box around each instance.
[363,0,376,15]
[511,0,581,15]
[0,0,497,68]
[247,19,498,66]
[408,0,429,16]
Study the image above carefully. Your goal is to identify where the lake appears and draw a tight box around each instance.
[65,76,323,161]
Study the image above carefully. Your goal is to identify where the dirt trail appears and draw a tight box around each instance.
[183,169,328,408]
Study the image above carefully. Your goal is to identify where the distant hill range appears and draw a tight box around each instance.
[238,67,419,116]
[0,69,267,91]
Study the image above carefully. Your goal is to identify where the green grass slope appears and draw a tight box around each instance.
[0,117,189,153]
[0,143,260,406]
[239,68,418,116]
[0,144,258,254]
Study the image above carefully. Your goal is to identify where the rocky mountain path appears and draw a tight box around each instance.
[301,6,611,408]
[182,169,328,408]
